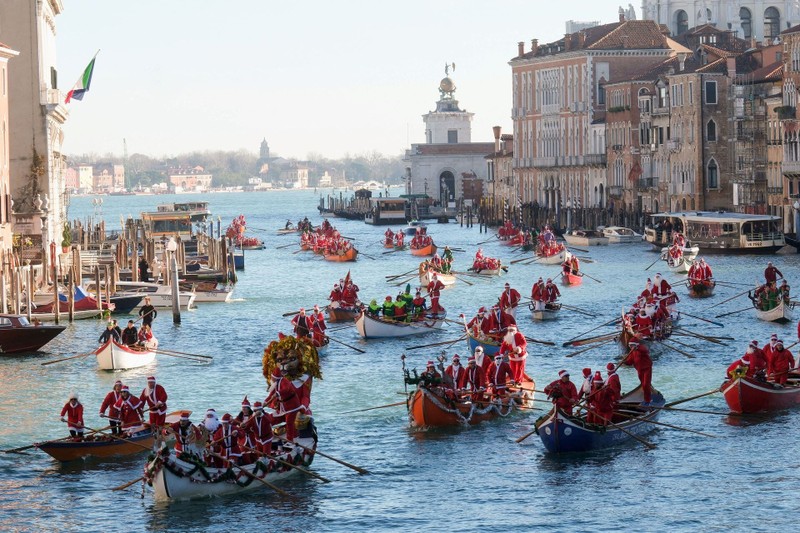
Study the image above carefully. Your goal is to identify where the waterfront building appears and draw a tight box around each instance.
[780,23,800,233]
[404,67,494,206]
[93,164,125,193]
[0,41,19,257]
[1,0,69,246]
[168,166,213,193]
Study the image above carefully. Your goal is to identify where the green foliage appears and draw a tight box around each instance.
[61,222,71,247]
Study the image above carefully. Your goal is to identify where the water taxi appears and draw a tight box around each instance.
[645,212,785,254]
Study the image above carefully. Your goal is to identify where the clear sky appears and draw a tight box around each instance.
[57,0,626,159]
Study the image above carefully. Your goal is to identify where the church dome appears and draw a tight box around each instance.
[439,76,456,94]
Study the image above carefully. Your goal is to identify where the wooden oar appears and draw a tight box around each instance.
[477,235,499,245]
[654,340,694,359]
[282,305,328,317]
[111,476,145,491]
[359,251,376,261]
[3,422,116,454]
[524,336,555,347]
[386,268,417,280]
[559,304,595,317]
[276,242,298,250]
[644,255,662,271]
[516,426,540,444]
[241,445,331,483]
[567,246,590,253]
[154,349,213,363]
[664,388,719,408]
[714,307,752,319]
[451,274,474,286]
[282,439,369,475]
[706,288,751,310]
[405,335,467,351]
[576,256,595,263]
[341,401,407,414]
[614,409,717,438]
[510,255,534,265]
[672,327,733,342]
[326,336,366,354]
[564,317,620,344]
[207,451,293,497]
[654,405,762,418]
[154,348,213,359]
[583,406,657,449]
[41,350,96,366]
[566,338,615,358]
[579,271,602,284]
[563,331,618,347]
[679,311,724,328]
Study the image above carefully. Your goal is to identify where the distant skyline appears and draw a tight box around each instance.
[54,0,626,159]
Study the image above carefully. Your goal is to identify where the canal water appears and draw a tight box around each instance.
[1,189,798,531]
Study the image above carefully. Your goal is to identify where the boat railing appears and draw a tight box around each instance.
[743,231,784,242]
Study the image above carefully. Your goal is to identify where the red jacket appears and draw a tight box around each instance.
[531,282,545,300]
[265,375,309,415]
[244,413,274,445]
[605,373,621,402]
[464,365,486,390]
[114,395,144,427]
[427,279,445,297]
[488,361,514,389]
[543,379,579,412]
[727,359,754,379]
[445,364,467,389]
[140,384,168,415]
[499,332,528,361]
[769,348,795,375]
[545,284,560,302]
[624,345,653,372]
[60,401,84,430]
[499,288,521,310]
[164,421,201,453]
[99,391,122,420]
[213,424,242,458]
[589,387,616,418]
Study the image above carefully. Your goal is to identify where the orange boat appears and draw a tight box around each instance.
[561,272,583,286]
[408,377,535,427]
[327,304,360,322]
[36,428,155,462]
[410,243,437,257]
[323,248,358,262]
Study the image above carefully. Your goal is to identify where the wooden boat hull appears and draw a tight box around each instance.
[666,257,691,274]
[561,272,583,286]
[536,249,570,265]
[465,330,501,356]
[686,280,715,298]
[536,386,664,453]
[326,304,360,323]
[36,429,155,462]
[420,271,456,287]
[323,248,358,262]
[191,288,233,303]
[355,311,445,338]
[530,302,561,321]
[660,245,699,260]
[564,234,609,246]
[96,339,156,371]
[0,319,66,354]
[409,378,535,427]
[468,267,503,276]
[31,309,103,322]
[410,243,437,257]
[146,431,318,500]
[722,376,800,413]
[755,299,793,323]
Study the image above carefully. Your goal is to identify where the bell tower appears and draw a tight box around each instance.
[422,63,474,144]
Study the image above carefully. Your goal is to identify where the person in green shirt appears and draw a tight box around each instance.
[382,296,395,318]
[367,299,380,316]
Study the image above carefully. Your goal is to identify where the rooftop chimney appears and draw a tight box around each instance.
[619,7,626,22]
[578,31,586,48]
[518,41,525,58]
[531,39,539,55]
[493,126,502,153]
[727,56,736,78]
[564,34,571,52]
[678,52,687,71]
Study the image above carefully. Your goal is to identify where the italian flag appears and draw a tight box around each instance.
[64,56,96,104]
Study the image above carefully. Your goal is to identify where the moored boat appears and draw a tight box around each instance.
[601,226,643,244]
[530,302,561,321]
[323,247,358,262]
[95,339,157,371]
[535,386,664,453]
[145,424,318,500]
[36,427,156,462]
[0,314,66,354]
[564,230,609,246]
[407,377,536,427]
[753,299,793,323]
[686,279,715,298]
[721,375,800,413]
[355,310,445,338]
[561,272,583,286]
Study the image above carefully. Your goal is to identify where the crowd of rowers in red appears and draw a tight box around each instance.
[726,334,797,386]
[299,219,354,256]
[472,248,502,271]
[750,262,791,311]
[384,228,405,248]
[537,227,565,257]
[365,273,446,320]
[410,229,434,250]
[290,306,328,348]
[465,281,559,338]
[622,274,679,342]
[60,375,313,468]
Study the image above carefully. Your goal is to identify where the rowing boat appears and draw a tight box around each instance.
[326,302,360,322]
[410,242,437,257]
[666,256,690,274]
[660,245,699,260]
[535,386,664,453]
[36,427,155,462]
[561,272,583,286]
[721,375,800,413]
[145,423,318,500]
[753,299,793,323]
[420,270,456,287]
[686,279,715,298]
[536,248,570,265]
[465,328,501,356]
[323,248,358,262]
[95,339,156,371]
[529,301,561,321]
[408,377,535,427]
[355,310,446,338]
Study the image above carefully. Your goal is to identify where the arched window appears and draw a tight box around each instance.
[706,120,717,141]
[740,7,752,39]
[676,10,689,34]
[681,198,687,210]
[765,7,781,39]
[707,159,719,189]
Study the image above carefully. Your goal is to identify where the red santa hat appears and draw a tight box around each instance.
[628,340,640,347]
[147,376,156,382]
[121,386,130,393]
[452,354,460,361]
[221,413,232,422]
[474,346,484,354]
[180,411,191,421]
[558,369,569,378]
[426,360,435,367]
[776,340,784,348]
[241,396,251,408]
[494,353,503,360]
[114,380,123,386]
[467,357,476,363]
[771,333,778,340]
[313,304,320,310]
[582,368,592,377]
[253,401,263,410]
[546,278,552,283]
[478,307,486,313]
[593,371,604,383]
[750,340,759,347]
[741,355,751,365]
[504,282,510,287]
[606,362,616,373]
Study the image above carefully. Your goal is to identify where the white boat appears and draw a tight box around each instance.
[660,245,699,260]
[536,249,571,265]
[115,281,196,309]
[529,302,561,321]
[645,211,785,254]
[95,339,156,371]
[191,287,233,303]
[146,432,317,501]
[30,309,103,322]
[563,230,609,246]
[419,270,456,287]
[601,226,643,243]
[754,299,794,323]
[355,311,446,338]
[666,256,691,274]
